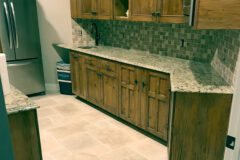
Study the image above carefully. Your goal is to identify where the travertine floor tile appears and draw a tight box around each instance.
[32,94,168,160]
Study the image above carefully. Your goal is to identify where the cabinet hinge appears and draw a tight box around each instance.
[226,135,236,150]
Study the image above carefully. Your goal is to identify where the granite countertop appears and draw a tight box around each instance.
[56,44,233,94]
[5,86,39,115]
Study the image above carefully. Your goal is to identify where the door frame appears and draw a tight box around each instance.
[224,50,240,160]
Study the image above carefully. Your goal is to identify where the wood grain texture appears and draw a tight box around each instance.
[0,38,2,53]
[194,0,240,29]
[130,0,156,22]
[118,64,141,126]
[70,52,86,98]
[170,92,233,160]
[144,71,171,141]
[8,110,42,160]
[98,0,113,20]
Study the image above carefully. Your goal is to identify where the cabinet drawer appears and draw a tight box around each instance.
[84,56,98,67]
[100,59,117,73]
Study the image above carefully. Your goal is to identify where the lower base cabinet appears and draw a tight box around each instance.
[70,52,171,142]
[8,110,42,160]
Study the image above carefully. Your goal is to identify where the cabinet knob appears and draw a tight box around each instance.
[97,73,102,77]
[92,11,97,15]
[105,63,110,68]
[134,80,138,85]
[152,12,156,17]
[156,12,161,17]
[142,82,146,88]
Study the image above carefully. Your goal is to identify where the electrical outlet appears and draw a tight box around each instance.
[79,30,83,36]
[181,39,185,48]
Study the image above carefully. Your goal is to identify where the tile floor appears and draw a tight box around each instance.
[31,94,168,160]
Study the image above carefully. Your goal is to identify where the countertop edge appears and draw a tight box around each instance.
[56,44,234,95]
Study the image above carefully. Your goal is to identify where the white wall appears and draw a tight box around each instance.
[224,46,240,160]
[36,0,72,93]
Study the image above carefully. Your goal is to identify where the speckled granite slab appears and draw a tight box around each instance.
[56,44,233,94]
[5,86,39,115]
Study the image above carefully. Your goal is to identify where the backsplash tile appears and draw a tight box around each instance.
[72,19,215,62]
[72,19,240,87]
[211,30,240,86]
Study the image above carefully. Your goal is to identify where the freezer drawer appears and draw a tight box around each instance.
[7,59,45,95]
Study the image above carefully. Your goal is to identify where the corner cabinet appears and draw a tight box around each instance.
[70,52,171,142]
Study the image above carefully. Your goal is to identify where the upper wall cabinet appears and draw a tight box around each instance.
[190,0,240,29]
[70,0,187,23]
[70,0,113,19]
[129,0,187,23]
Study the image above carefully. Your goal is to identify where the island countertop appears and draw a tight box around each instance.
[56,44,233,94]
[5,86,39,115]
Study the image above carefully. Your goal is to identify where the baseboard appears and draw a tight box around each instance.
[45,83,60,94]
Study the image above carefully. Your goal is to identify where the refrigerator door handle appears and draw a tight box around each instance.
[3,2,13,49]
[10,2,18,48]
[8,62,34,67]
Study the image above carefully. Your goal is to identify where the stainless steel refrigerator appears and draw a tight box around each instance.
[0,0,45,95]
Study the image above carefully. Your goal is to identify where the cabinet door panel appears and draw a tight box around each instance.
[119,65,140,126]
[70,53,86,97]
[79,0,93,18]
[102,74,118,114]
[98,0,113,19]
[86,68,102,105]
[145,71,170,141]
[70,0,77,18]
[157,0,186,23]
[130,0,156,21]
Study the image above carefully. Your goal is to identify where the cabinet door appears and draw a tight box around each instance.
[102,74,118,114]
[119,65,140,126]
[101,60,118,115]
[78,0,95,19]
[130,0,156,21]
[70,53,86,98]
[86,65,102,105]
[144,71,170,141]
[70,0,78,18]
[156,0,186,23]
[98,0,113,20]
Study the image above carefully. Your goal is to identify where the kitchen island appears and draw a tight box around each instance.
[5,86,42,160]
[56,44,233,160]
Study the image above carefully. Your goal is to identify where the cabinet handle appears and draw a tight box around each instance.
[142,82,146,88]
[88,59,92,62]
[152,12,156,17]
[105,63,110,68]
[134,80,138,85]
[156,12,161,17]
[73,55,78,59]
[97,73,102,77]
[92,11,97,15]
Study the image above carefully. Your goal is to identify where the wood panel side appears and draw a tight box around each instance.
[8,110,42,160]
[194,0,240,29]
[0,38,2,53]
[170,92,232,160]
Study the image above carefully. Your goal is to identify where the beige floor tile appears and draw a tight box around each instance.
[100,147,148,160]
[59,133,100,152]
[31,94,168,160]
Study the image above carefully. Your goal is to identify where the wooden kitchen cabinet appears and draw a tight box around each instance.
[190,0,240,29]
[70,52,171,141]
[118,64,141,126]
[129,0,156,22]
[70,52,86,98]
[143,71,171,141]
[129,0,186,23]
[85,56,102,106]
[101,60,118,115]
[70,0,112,19]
